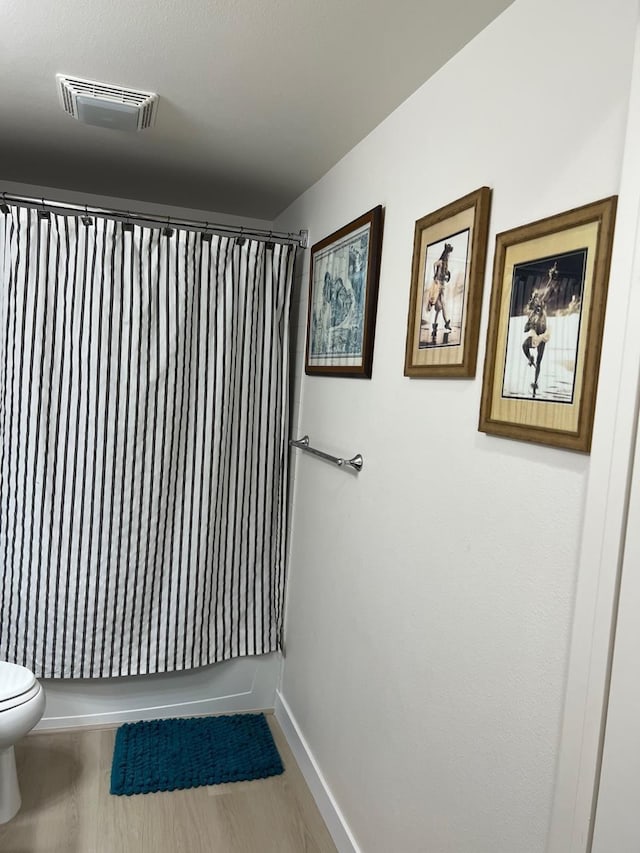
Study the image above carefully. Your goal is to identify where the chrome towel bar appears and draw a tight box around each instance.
[289,435,363,472]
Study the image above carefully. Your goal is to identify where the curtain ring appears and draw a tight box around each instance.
[163,216,174,238]
[81,204,93,227]
[38,197,50,221]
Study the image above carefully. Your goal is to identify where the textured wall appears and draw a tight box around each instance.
[275,0,637,850]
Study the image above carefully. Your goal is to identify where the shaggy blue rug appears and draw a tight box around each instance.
[110,712,283,795]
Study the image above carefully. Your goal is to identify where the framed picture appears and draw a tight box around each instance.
[404,187,492,377]
[478,196,617,452]
[305,206,383,377]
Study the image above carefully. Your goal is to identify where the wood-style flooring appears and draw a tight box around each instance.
[0,714,337,853]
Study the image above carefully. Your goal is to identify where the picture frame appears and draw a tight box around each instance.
[404,187,492,377]
[478,196,617,452]
[305,205,383,377]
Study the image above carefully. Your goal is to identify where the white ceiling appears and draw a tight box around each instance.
[1,0,513,220]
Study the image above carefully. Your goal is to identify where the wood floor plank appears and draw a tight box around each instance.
[0,715,337,853]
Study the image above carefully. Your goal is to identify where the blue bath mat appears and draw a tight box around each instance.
[110,712,283,795]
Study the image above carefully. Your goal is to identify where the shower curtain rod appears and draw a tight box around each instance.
[0,192,309,248]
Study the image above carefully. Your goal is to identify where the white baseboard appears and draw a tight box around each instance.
[274,689,360,853]
[36,653,281,731]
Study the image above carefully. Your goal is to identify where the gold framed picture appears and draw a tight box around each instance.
[478,196,617,452]
[404,187,492,377]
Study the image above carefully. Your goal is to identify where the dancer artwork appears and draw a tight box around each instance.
[419,230,470,349]
[501,250,587,403]
[478,196,616,451]
[404,187,491,378]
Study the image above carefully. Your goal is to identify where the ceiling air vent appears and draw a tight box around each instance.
[56,74,159,132]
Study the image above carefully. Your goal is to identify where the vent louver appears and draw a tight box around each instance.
[56,74,158,131]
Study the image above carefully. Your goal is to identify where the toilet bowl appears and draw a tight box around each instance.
[0,662,45,824]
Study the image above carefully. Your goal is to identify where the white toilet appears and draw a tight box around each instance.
[0,661,45,824]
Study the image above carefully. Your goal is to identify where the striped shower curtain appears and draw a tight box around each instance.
[0,206,294,678]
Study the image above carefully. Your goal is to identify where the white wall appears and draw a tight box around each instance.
[0,178,283,727]
[275,0,638,851]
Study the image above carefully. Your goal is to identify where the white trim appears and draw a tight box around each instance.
[591,381,640,851]
[274,690,360,853]
[547,16,640,853]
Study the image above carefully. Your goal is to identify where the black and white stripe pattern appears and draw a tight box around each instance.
[0,206,294,678]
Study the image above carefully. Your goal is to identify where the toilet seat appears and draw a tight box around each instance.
[0,662,39,713]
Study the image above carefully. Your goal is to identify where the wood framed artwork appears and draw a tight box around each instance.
[478,196,617,452]
[305,205,383,378]
[404,187,492,377]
